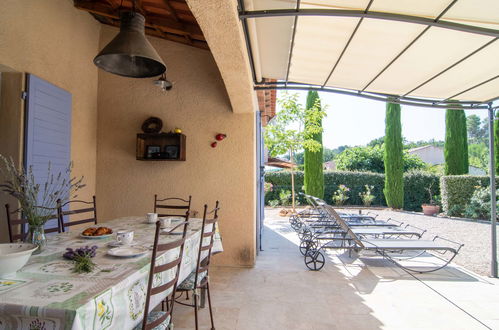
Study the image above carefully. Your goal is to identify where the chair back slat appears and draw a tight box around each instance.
[153,257,181,274]
[156,205,189,210]
[150,276,178,295]
[142,217,190,330]
[154,194,191,218]
[5,204,60,243]
[62,207,95,215]
[58,196,97,232]
[200,242,214,252]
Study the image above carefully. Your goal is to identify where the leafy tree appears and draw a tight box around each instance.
[264,92,326,210]
[304,91,324,198]
[384,102,404,209]
[335,146,424,173]
[367,136,385,147]
[468,143,488,172]
[323,148,336,162]
[403,139,444,149]
[467,114,482,141]
[444,106,468,175]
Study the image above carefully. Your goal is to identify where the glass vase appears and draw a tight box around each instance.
[25,225,47,254]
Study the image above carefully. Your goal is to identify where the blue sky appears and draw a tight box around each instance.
[276,90,490,149]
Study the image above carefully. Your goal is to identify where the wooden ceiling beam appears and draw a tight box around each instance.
[74,1,205,40]
[100,19,208,50]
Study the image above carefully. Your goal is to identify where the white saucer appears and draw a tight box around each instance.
[107,241,137,248]
[107,246,149,258]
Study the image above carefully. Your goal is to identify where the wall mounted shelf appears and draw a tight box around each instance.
[136,132,186,161]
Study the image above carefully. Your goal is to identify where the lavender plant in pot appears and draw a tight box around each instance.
[0,156,85,254]
[422,183,440,216]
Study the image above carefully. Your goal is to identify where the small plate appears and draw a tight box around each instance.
[79,233,113,239]
[107,241,138,248]
[107,246,149,258]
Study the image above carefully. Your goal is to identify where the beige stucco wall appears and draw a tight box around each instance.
[0,0,101,242]
[96,26,256,266]
[186,0,255,114]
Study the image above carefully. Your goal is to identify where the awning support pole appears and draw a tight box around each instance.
[488,103,498,278]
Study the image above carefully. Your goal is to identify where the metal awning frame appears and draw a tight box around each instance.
[238,0,498,277]
[238,1,499,107]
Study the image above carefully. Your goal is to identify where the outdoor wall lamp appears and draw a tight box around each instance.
[154,74,173,91]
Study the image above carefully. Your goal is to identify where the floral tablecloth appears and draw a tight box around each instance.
[0,216,222,330]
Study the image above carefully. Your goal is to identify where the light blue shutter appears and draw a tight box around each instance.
[25,74,72,231]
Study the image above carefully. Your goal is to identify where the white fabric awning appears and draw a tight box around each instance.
[240,0,499,106]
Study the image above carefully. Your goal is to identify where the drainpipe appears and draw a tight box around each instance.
[487,103,497,278]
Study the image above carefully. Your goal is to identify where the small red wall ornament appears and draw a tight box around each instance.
[215,133,227,141]
[211,141,218,148]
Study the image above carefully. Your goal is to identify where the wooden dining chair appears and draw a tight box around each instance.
[57,196,97,232]
[134,218,190,330]
[154,194,192,218]
[176,201,219,330]
[5,203,60,242]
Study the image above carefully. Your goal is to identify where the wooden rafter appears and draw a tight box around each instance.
[74,0,208,49]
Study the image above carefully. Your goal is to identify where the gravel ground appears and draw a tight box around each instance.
[265,207,498,276]
[331,208,499,276]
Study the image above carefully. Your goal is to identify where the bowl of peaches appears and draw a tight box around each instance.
[80,226,113,239]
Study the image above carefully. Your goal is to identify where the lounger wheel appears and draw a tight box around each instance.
[298,228,311,240]
[299,239,318,256]
[304,249,325,271]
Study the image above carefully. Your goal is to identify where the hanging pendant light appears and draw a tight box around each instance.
[94,11,166,78]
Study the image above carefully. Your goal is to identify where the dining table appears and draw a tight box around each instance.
[0,216,223,330]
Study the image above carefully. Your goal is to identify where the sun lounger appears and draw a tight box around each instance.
[303,205,463,273]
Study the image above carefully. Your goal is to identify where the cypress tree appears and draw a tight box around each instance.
[304,91,324,198]
[384,102,404,209]
[461,110,469,173]
[444,106,468,175]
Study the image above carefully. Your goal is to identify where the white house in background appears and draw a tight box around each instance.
[408,145,486,175]
[408,145,445,165]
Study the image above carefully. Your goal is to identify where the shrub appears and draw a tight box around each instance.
[332,185,350,206]
[439,175,497,215]
[265,171,305,205]
[324,171,385,206]
[359,185,376,207]
[268,200,279,207]
[464,186,499,220]
[279,190,292,206]
[404,171,440,211]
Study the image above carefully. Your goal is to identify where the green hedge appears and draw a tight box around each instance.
[265,170,440,211]
[404,171,440,211]
[440,175,497,214]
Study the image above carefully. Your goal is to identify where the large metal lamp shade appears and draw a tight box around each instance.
[94,12,166,78]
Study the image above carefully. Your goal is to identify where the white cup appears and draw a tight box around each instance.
[116,230,134,245]
[160,218,171,228]
[146,213,158,223]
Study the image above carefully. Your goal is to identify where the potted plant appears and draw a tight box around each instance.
[422,183,440,216]
[0,156,85,253]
